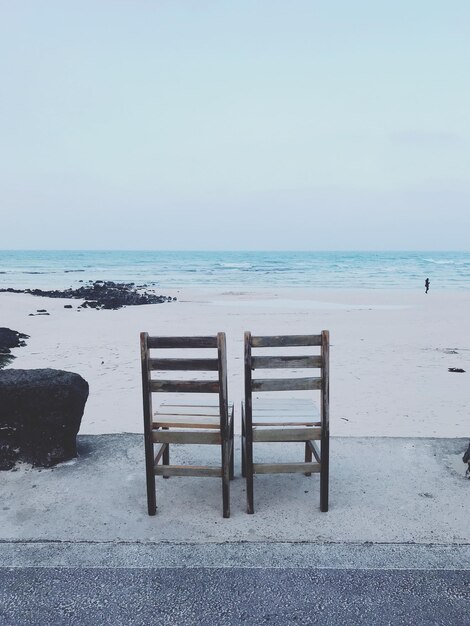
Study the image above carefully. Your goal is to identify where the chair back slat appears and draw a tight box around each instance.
[251,355,322,369]
[251,335,322,348]
[252,377,322,392]
[149,358,219,371]
[148,336,218,349]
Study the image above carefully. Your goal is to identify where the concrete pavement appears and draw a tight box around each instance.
[1,435,468,544]
[1,435,469,625]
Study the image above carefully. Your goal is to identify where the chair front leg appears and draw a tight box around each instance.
[144,437,156,516]
[320,437,329,512]
[241,404,246,478]
[222,438,231,518]
[229,408,234,480]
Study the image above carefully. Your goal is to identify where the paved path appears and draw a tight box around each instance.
[1,542,469,625]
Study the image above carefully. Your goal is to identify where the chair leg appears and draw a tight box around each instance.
[162,429,170,479]
[320,437,329,512]
[145,439,156,516]
[245,436,254,514]
[304,441,312,476]
[146,477,156,515]
[229,416,234,481]
[222,439,230,518]
[241,413,246,478]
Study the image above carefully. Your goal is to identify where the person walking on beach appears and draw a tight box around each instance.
[425,278,430,294]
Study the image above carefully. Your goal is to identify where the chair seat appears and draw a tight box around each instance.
[251,397,320,427]
[153,402,233,430]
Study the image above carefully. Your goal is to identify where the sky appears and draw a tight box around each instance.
[0,1,469,250]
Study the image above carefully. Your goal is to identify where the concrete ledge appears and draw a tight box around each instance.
[1,434,468,544]
[1,541,470,570]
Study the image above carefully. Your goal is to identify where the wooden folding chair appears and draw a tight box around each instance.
[241,331,329,514]
[140,333,234,518]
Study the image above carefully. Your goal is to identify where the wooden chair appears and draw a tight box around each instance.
[140,333,234,518]
[241,331,329,514]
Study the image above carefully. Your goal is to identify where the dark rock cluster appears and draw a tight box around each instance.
[0,328,29,369]
[0,281,176,310]
[0,369,89,470]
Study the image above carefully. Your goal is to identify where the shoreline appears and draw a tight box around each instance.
[1,287,469,438]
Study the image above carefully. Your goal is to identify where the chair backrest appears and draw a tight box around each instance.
[140,333,229,433]
[244,331,329,431]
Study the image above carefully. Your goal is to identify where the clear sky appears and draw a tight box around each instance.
[0,1,469,250]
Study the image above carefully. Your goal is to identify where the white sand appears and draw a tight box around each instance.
[1,288,469,437]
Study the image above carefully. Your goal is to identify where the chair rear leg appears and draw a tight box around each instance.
[162,428,170,479]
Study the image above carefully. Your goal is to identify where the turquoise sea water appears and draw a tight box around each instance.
[0,250,469,290]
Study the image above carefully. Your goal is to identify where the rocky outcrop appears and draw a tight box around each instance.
[0,369,89,470]
[0,281,176,310]
[0,328,29,369]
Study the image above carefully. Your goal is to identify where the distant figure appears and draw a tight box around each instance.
[425,278,430,294]
[463,441,470,478]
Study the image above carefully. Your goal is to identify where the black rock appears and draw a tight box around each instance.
[0,369,89,470]
[64,304,73,309]
[0,328,29,369]
[0,281,175,310]
[0,328,28,351]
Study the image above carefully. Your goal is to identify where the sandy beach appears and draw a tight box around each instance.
[1,287,468,438]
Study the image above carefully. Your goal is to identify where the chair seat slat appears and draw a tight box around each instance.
[159,402,222,414]
[253,420,320,427]
[253,413,319,420]
[251,398,319,424]
[153,415,221,429]
[252,398,319,414]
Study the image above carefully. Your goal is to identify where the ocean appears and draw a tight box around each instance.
[0,250,469,291]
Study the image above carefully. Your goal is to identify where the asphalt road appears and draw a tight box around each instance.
[1,567,469,626]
